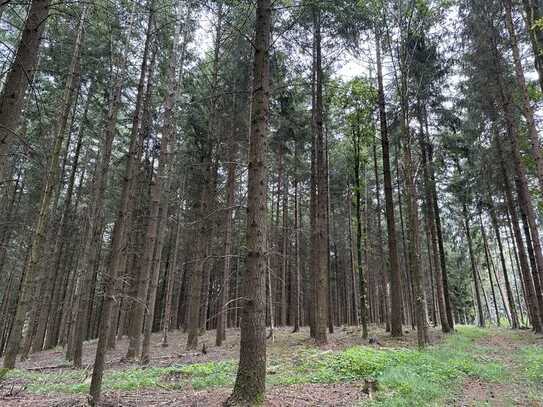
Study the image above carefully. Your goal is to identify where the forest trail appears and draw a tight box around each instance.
[0,326,541,406]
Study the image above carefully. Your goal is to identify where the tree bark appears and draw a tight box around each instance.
[428,143,454,329]
[139,3,184,364]
[462,200,485,327]
[418,118,450,333]
[309,5,329,345]
[499,142,542,332]
[491,24,543,322]
[225,0,270,403]
[0,0,50,187]
[216,99,238,346]
[375,31,402,337]
[291,141,301,332]
[489,203,519,328]
[503,0,543,194]
[480,214,500,325]
[88,2,156,401]
[403,137,428,346]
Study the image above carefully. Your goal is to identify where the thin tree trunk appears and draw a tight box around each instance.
[479,214,500,325]
[347,190,356,326]
[489,203,519,328]
[506,221,527,325]
[428,142,454,329]
[161,204,183,347]
[373,135,390,332]
[462,201,485,328]
[216,101,238,346]
[291,143,301,332]
[267,239,275,341]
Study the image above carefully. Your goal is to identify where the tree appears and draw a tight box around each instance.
[3,3,87,368]
[0,0,50,187]
[225,0,271,404]
[375,28,403,337]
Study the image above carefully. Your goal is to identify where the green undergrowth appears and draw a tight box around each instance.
[269,326,507,406]
[517,344,543,383]
[3,325,529,406]
[4,361,236,394]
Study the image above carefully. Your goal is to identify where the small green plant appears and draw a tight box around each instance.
[0,368,9,382]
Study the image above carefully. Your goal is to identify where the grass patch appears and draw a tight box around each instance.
[518,344,543,383]
[6,361,236,394]
[5,369,88,394]
[271,325,507,406]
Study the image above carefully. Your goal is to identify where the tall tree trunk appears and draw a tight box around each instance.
[372,135,390,332]
[225,0,270,403]
[347,189,357,326]
[376,31,402,337]
[506,220,527,325]
[353,127,368,339]
[311,5,329,345]
[395,141,414,329]
[2,5,86,368]
[281,172,289,328]
[161,207,182,347]
[75,9,141,366]
[492,27,543,319]
[418,117,450,333]
[291,141,301,332]
[88,3,156,402]
[138,3,184,364]
[403,137,428,346]
[216,87,240,347]
[499,142,542,331]
[130,3,182,363]
[32,115,79,352]
[479,214,500,325]
[428,142,454,329]
[124,41,159,358]
[462,201,485,327]
[186,2,222,349]
[0,0,50,187]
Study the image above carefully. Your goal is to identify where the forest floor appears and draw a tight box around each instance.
[0,325,541,406]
